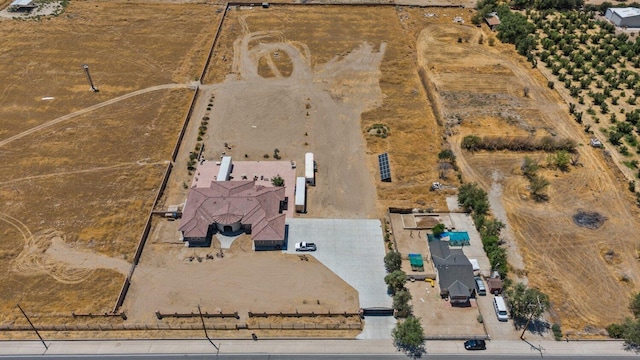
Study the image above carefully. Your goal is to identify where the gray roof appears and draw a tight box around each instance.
[429,239,476,297]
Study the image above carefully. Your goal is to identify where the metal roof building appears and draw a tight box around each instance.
[605,7,640,28]
[9,0,36,11]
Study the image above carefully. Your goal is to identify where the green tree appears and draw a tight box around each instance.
[529,175,550,202]
[392,316,425,357]
[432,223,446,237]
[458,183,490,215]
[271,175,285,187]
[506,283,550,326]
[552,150,571,172]
[481,218,505,238]
[521,156,539,179]
[384,251,402,273]
[384,270,407,295]
[438,149,457,164]
[462,135,482,152]
[393,289,413,317]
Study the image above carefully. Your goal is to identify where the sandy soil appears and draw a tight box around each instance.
[412,11,640,334]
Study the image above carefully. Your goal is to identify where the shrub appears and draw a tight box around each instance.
[552,323,563,341]
[432,223,446,237]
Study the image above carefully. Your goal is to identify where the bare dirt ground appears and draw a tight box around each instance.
[411,9,640,335]
[0,0,220,329]
[204,6,446,213]
[126,234,359,323]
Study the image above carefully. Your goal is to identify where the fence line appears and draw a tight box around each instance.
[248,311,361,318]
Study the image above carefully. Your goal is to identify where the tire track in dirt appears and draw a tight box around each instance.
[0,83,191,149]
[0,161,166,186]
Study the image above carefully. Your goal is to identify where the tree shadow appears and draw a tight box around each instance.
[395,342,427,359]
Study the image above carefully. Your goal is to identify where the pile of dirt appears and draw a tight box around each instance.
[572,210,607,230]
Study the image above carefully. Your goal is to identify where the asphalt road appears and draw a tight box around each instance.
[0,355,637,360]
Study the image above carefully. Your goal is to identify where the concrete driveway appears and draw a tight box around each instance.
[285,218,392,309]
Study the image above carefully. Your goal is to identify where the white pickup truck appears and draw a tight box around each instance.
[295,242,317,252]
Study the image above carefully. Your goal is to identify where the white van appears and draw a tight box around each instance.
[493,296,509,322]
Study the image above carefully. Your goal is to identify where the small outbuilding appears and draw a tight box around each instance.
[605,7,640,28]
[485,12,501,31]
[8,0,36,12]
[486,277,504,295]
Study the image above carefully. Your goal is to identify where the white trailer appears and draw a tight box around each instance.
[305,152,315,186]
[295,177,306,213]
[217,156,232,181]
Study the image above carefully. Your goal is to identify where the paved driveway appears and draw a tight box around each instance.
[285,218,392,309]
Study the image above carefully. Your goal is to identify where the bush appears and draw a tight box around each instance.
[432,223,446,237]
[461,135,576,153]
[606,323,626,339]
[552,323,563,341]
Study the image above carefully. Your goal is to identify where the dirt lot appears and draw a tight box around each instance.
[202,5,446,215]
[126,233,359,323]
[0,1,220,329]
[409,8,640,335]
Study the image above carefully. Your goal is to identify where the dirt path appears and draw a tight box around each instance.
[0,83,194,148]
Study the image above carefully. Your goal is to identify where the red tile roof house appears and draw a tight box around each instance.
[179,181,287,250]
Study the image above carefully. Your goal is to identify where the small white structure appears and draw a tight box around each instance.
[8,0,36,12]
[305,152,315,186]
[295,177,306,213]
[590,138,603,148]
[217,156,232,181]
[605,7,640,28]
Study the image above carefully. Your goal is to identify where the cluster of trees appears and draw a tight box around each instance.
[530,9,640,159]
[521,156,550,201]
[458,183,508,277]
[384,251,426,356]
[461,135,576,153]
[384,252,412,317]
[607,293,640,350]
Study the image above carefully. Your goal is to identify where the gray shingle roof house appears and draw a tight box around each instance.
[429,239,476,306]
[179,181,287,249]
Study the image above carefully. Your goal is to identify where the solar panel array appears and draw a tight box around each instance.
[378,153,391,182]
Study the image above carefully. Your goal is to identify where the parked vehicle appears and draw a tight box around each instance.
[493,296,509,322]
[464,339,486,350]
[295,242,316,251]
[475,277,486,296]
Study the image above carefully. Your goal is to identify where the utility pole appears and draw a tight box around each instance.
[198,304,220,355]
[16,304,48,350]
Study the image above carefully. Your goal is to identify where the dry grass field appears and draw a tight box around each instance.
[0,1,220,328]
[408,8,640,334]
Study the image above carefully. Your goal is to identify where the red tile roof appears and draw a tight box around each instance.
[179,181,286,241]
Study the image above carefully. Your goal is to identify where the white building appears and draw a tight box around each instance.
[605,7,640,28]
